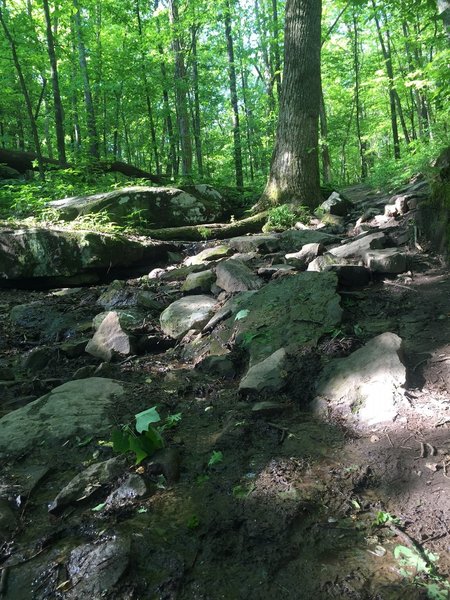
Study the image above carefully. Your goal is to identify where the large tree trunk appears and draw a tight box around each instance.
[260,0,322,209]
[42,0,66,165]
[224,0,244,190]
[353,13,368,180]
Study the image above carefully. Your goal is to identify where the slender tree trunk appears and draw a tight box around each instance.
[135,0,160,175]
[73,0,99,159]
[372,2,400,159]
[42,0,66,164]
[0,6,45,179]
[353,14,367,180]
[168,0,193,178]
[255,0,275,114]
[44,96,54,158]
[224,0,244,189]
[261,0,322,209]
[240,59,255,181]
[271,0,282,102]
[191,25,204,177]
[319,88,332,183]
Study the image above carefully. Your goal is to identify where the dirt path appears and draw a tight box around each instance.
[0,184,449,599]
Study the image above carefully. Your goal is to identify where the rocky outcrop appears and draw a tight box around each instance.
[47,185,225,227]
[0,227,173,283]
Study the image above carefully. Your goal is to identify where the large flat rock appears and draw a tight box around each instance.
[0,227,172,282]
[47,185,224,227]
[0,378,125,458]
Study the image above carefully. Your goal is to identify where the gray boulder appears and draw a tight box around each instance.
[47,185,224,227]
[279,229,341,252]
[228,235,281,254]
[0,378,125,458]
[215,259,263,292]
[239,348,288,394]
[314,332,406,427]
[160,295,217,339]
[185,245,233,265]
[364,248,407,274]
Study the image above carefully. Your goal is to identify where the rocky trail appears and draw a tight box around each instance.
[0,181,450,600]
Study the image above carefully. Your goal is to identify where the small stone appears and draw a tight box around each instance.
[105,473,148,506]
[285,242,325,270]
[384,204,398,218]
[182,269,216,294]
[320,191,353,217]
[148,268,165,279]
[160,295,217,339]
[239,348,288,394]
[215,259,263,292]
[393,195,409,214]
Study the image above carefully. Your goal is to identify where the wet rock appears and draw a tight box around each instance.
[285,242,325,270]
[314,332,406,427]
[48,456,127,513]
[239,348,288,394]
[215,259,263,292]
[66,536,130,600]
[0,498,17,543]
[0,378,125,458]
[86,311,137,361]
[104,473,148,506]
[146,448,181,484]
[320,191,353,216]
[228,234,280,254]
[364,248,407,274]
[196,355,236,378]
[185,244,232,265]
[182,269,216,294]
[160,295,217,339]
[325,265,371,287]
[328,231,386,259]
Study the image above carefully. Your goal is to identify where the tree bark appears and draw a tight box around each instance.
[191,25,204,177]
[224,0,244,189]
[168,0,193,178]
[42,0,66,165]
[73,0,99,159]
[353,14,368,180]
[261,0,322,209]
[0,5,45,179]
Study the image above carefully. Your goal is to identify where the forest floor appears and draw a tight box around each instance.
[0,184,450,599]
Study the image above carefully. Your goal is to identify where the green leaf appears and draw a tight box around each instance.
[92,503,106,512]
[235,309,250,321]
[208,450,223,467]
[135,406,161,433]
[111,428,130,454]
[129,436,149,465]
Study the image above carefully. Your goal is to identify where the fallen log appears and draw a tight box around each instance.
[0,148,165,184]
[140,211,269,241]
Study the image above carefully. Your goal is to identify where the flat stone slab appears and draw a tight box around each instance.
[0,378,125,458]
[279,229,341,252]
[239,348,288,394]
[314,332,406,427]
[364,248,407,273]
[160,295,217,339]
[228,235,281,254]
[328,232,386,259]
[185,245,233,266]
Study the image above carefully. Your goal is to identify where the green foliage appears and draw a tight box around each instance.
[112,406,182,464]
[264,204,311,231]
[372,510,400,527]
[207,450,223,467]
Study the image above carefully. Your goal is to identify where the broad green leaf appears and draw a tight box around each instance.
[111,428,130,454]
[135,406,161,433]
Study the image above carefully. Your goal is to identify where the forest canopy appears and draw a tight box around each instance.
[0,0,449,206]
